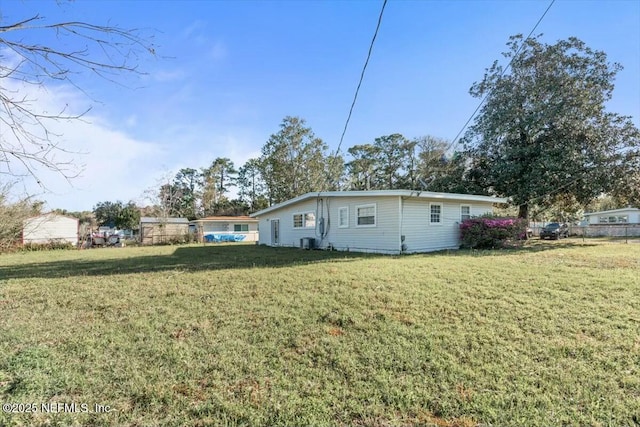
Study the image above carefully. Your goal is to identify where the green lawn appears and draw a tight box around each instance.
[0,240,638,426]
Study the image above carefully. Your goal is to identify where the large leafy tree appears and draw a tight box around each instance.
[346,144,379,190]
[172,168,200,219]
[237,158,268,212]
[259,116,339,204]
[345,134,460,191]
[372,133,412,189]
[201,158,236,216]
[93,200,140,229]
[463,34,640,218]
[93,201,122,228]
[412,136,450,190]
[345,134,412,190]
[117,201,141,230]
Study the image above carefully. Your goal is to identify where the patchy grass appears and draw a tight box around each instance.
[0,240,638,426]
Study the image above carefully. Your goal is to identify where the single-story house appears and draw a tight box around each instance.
[189,216,259,242]
[250,190,508,254]
[23,213,79,246]
[139,217,189,245]
[582,207,640,225]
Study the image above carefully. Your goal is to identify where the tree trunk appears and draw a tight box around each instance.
[518,204,529,219]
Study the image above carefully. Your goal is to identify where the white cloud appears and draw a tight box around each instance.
[153,69,187,82]
[2,80,167,211]
[180,20,227,62]
[208,41,227,61]
[125,114,138,128]
[182,20,207,42]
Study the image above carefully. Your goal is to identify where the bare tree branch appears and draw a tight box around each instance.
[0,11,156,187]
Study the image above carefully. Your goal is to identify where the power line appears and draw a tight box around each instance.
[334,0,388,157]
[446,0,556,153]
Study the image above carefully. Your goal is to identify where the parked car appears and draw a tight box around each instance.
[540,222,569,240]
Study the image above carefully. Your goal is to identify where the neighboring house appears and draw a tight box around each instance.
[139,217,189,245]
[23,213,79,246]
[189,216,259,243]
[250,190,508,254]
[582,207,640,225]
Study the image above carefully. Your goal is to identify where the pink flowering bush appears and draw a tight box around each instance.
[460,215,528,249]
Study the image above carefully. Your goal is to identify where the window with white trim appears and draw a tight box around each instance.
[338,207,349,228]
[430,203,442,224]
[600,215,629,224]
[234,224,249,232]
[293,212,316,228]
[356,204,376,227]
[305,212,316,228]
[460,205,471,221]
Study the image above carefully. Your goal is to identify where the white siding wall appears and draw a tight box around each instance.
[257,200,320,247]
[255,196,496,254]
[586,210,640,225]
[23,214,78,245]
[323,196,400,254]
[257,196,400,253]
[401,198,494,253]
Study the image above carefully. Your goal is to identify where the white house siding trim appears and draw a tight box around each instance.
[429,202,444,225]
[325,197,400,254]
[258,199,320,248]
[251,190,508,217]
[292,211,316,229]
[257,196,401,253]
[338,207,349,228]
[354,203,377,228]
[400,197,495,254]
[460,204,472,222]
[254,192,503,254]
[584,208,640,225]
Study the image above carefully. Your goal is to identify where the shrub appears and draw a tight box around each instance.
[460,215,528,249]
[22,240,75,251]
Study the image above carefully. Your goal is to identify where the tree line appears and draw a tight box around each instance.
[138,117,475,221]
[143,34,639,221]
[3,32,639,232]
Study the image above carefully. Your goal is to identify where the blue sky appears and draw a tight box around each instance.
[2,0,639,211]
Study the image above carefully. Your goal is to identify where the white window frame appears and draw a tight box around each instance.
[430,203,443,225]
[460,204,471,222]
[234,224,249,232]
[355,203,376,228]
[338,207,349,228]
[293,212,316,229]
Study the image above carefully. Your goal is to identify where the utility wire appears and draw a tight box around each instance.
[446,0,555,153]
[334,0,388,158]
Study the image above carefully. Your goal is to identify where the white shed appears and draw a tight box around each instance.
[250,190,508,254]
[582,207,640,225]
[22,213,79,246]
